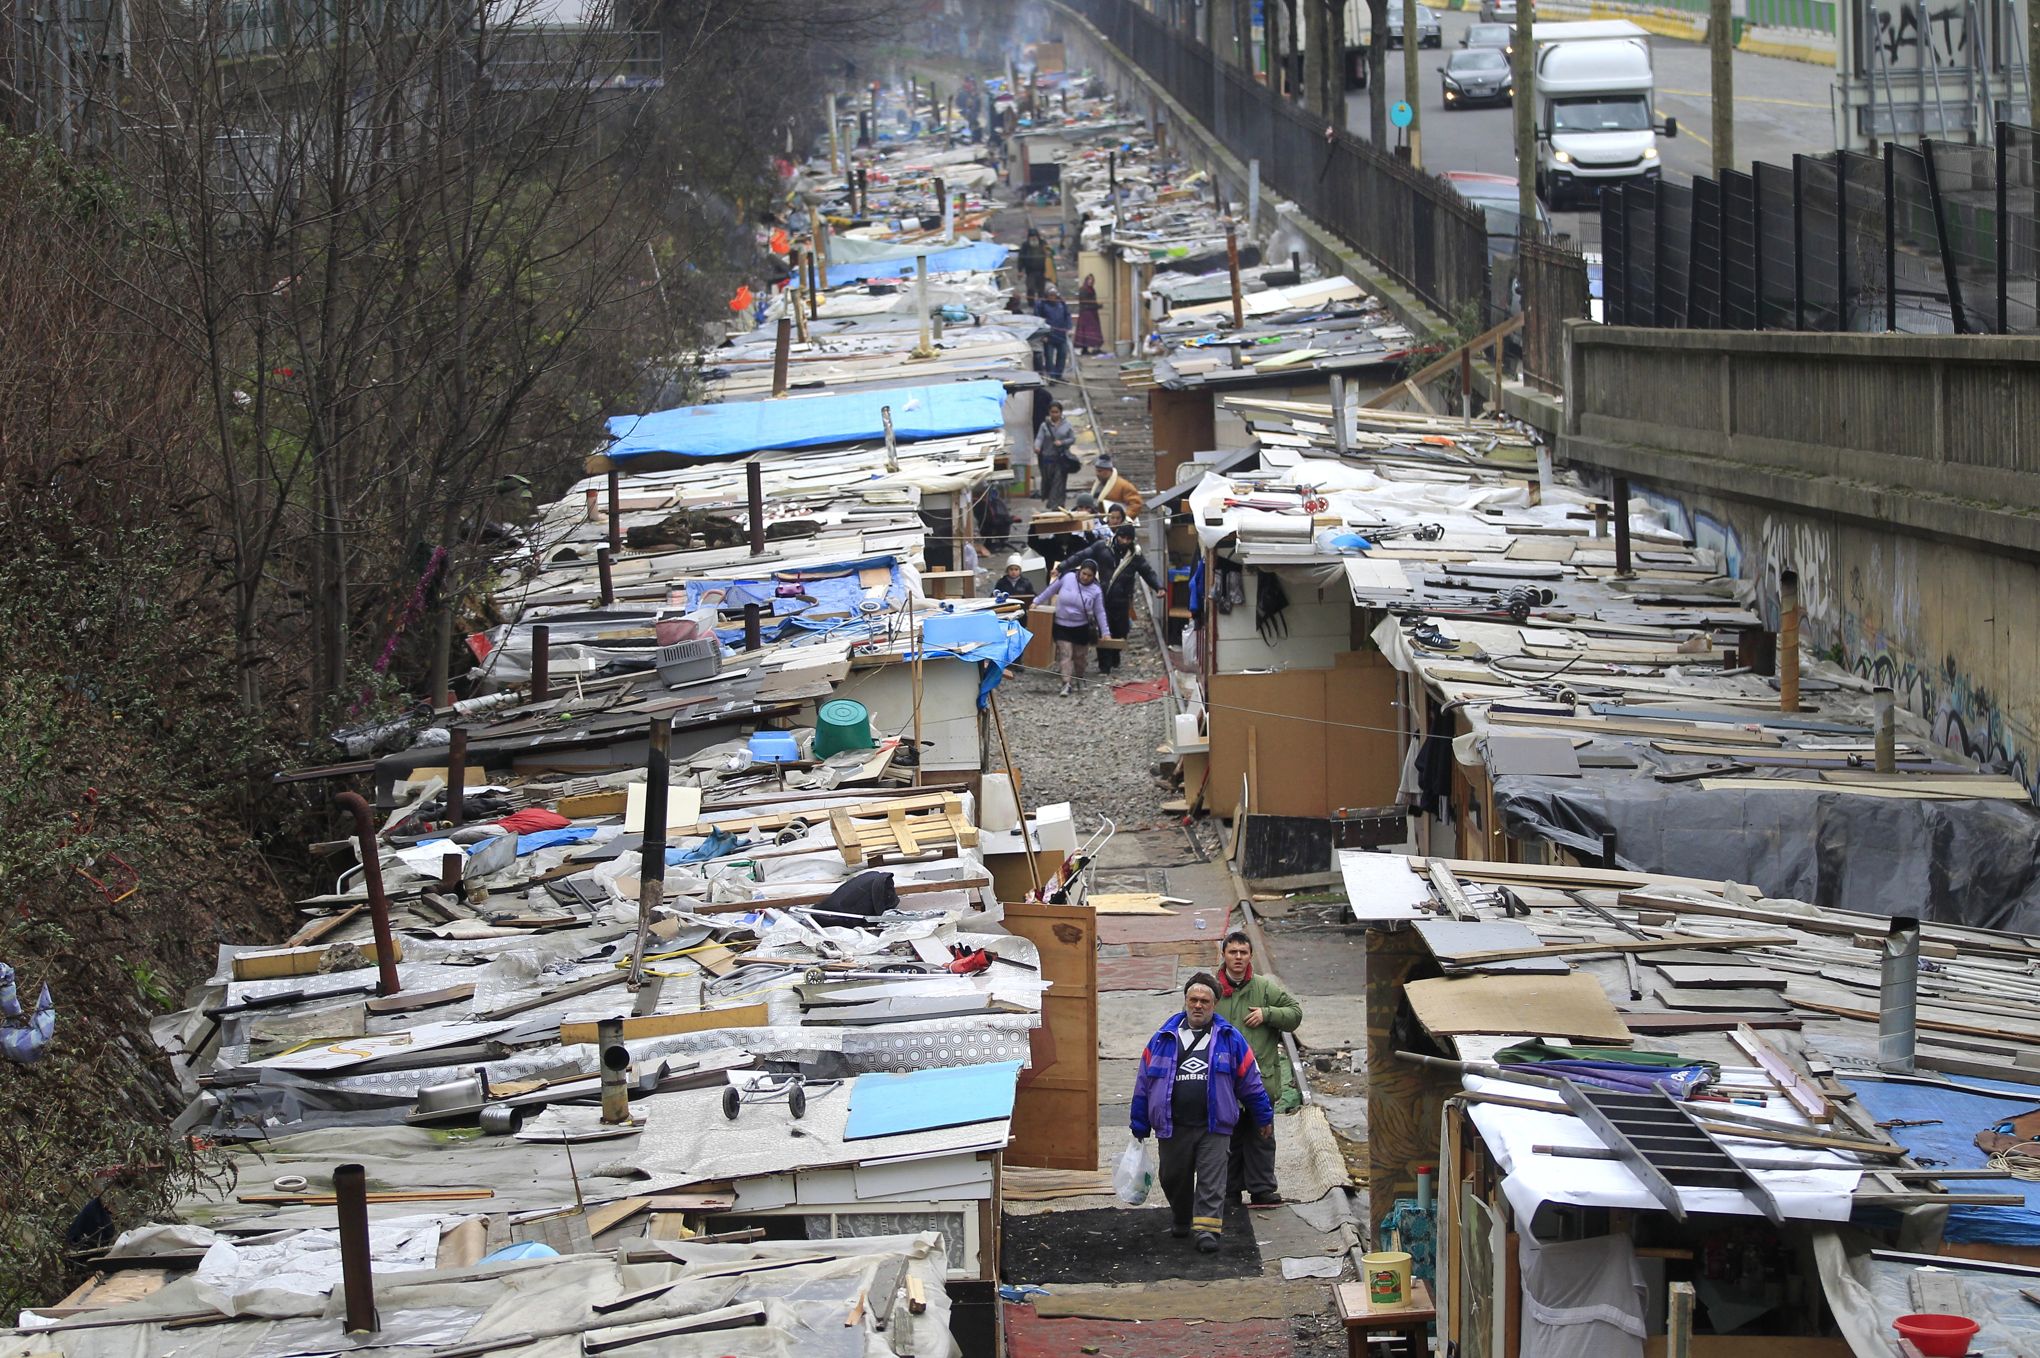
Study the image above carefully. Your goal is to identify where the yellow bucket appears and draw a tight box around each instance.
[1362,1250,1413,1307]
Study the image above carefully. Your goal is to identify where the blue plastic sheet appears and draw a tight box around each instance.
[682,564,895,618]
[604,380,1009,462]
[1848,1073,2040,1245]
[820,240,1010,287]
[514,826,598,855]
[843,1060,1023,1140]
[666,827,745,865]
[913,610,1032,708]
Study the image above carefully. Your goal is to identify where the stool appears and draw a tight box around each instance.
[1335,1278,1435,1358]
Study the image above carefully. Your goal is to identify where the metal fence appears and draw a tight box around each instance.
[1600,124,2040,334]
[1066,0,1492,321]
[1519,234,1591,393]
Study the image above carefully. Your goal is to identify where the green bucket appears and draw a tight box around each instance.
[815,699,874,757]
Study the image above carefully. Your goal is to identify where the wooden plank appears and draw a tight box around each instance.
[231,938,403,981]
[1729,1023,1832,1124]
[1437,934,1795,967]
[1653,964,1788,991]
[1650,986,1792,1012]
[558,1003,768,1045]
[238,1188,494,1205]
[1791,997,2040,1043]
[585,1198,652,1236]
[1489,710,1781,746]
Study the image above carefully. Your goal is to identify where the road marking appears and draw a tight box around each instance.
[1655,108,1713,150]
[1659,88,1826,108]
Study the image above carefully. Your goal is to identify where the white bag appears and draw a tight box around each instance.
[1113,1135,1156,1206]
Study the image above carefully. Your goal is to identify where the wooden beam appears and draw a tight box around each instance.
[1434,934,1796,967]
[1729,1023,1832,1123]
[1364,315,1524,408]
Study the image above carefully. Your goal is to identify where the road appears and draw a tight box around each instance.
[1342,10,1838,244]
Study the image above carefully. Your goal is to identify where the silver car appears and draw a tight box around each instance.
[1385,4,1443,48]
[1479,0,1520,20]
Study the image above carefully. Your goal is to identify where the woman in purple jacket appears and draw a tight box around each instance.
[1130,972,1274,1252]
[1033,559,1111,697]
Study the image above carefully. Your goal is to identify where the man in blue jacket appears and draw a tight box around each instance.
[1131,972,1275,1252]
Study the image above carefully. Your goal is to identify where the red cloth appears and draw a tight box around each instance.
[1219,962,1252,998]
[495,808,571,834]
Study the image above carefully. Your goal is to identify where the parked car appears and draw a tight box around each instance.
[1440,170,1551,255]
[1441,47,1513,107]
[1480,0,1523,20]
[1385,4,1443,48]
[1462,21,1514,53]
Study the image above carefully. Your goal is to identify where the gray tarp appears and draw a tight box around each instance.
[1492,766,2040,933]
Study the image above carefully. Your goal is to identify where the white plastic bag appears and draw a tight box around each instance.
[1113,1135,1156,1206]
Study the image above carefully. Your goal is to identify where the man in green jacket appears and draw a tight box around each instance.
[1215,930,1302,1207]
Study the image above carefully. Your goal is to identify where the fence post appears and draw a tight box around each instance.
[1792,155,1807,329]
[1884,144,1897,332]
[1998,121,2009,334]
[1920,142,1971,332]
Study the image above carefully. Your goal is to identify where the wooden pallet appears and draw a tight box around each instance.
[829,795,979,865]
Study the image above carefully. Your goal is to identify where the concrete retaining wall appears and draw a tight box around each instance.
[1561,320,2040,790]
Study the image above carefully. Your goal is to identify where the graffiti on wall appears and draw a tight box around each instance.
[1858,0,1980,75]
[1634,482,2040,794]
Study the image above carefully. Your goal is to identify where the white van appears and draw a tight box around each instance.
[1530,20,1676,208]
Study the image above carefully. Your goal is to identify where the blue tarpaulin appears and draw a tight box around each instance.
[604,380,1008,462]
[821,240,1010,288]
[914,610,1032,708]
[843,1060,1023,1140]
[1848,1073,2040,1245]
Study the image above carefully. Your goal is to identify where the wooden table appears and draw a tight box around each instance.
[1335,1278,1435,1358]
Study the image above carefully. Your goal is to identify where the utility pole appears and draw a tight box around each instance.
[1402,0,1422,166]
[1710,0,1735,172]
[1514,0,1536,226]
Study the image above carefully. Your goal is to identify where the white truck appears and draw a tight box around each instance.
[1529,20,1677,209]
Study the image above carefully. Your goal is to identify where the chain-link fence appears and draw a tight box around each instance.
[1065,0,1491,322]
[1602,126,2040,333]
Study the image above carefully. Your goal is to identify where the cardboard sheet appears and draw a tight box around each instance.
[1405,972,1633,1043]
[1088,892,1174,915]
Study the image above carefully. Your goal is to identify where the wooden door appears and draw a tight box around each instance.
[1000,901,1099,1170]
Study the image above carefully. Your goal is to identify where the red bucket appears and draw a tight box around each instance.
[1892,1313,1979,1357]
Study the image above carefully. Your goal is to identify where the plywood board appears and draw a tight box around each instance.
[1086,893,1173,915]
[1405,972,1632,1043]
[558,1003,767,1045]
[1652,964,1787,991]
[1338,850,1430,922]
[1002,901,1100,1171]
[1649,985,1793,1012]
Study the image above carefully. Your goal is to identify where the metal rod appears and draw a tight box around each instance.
[1329,374,1349,453]
[606,470,622,552]
[1224,220,1244,329]
[987,692,1044,898]
[770,315,792,397]
[531,623,551,703]
[627,717,671,989]
[336,793,401,998]
[1878,915,1920,1073]
[1613,477,1634,577]
[334,1163,379,1333]
[747,461,765,556]
[597,546,614,607]
[1874,685,1896,772]
[743,603,763,652]
[445,726,467,826]
[1778,569,1800,713]
[914,253,933,357]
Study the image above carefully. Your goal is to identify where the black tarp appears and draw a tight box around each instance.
[1492,763,2040,934]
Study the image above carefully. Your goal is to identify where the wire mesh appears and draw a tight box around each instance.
[1721,169,1760,329]
[1924,138,1999,331]
[1794,154,1841,330]
[1755,160,1798,328]
[1654,181,1693,329]
[1624,180,1659,328]
[2004,124,2040,332]
[1688,175,1724,329]
[1888,140,1958,332]
[1839,150,1888,332]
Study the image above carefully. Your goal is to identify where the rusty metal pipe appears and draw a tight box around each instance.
[598,1016,631,1123]
[1224,220,1244,329]
[626,717,671,989]
[445,726,467,826]
[770,316,792,397]
[743,603,763,652]
[747,462,765,556]
[1875,685,1896,773]
[606,470,622,552]
[597,547,614,607]
[335,793,401,998]
[335,1163,379,1333]
[531,623,550,702]
[1613,477,1633,577]
[1779,569,1800,713]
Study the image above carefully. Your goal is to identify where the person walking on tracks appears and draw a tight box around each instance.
[1034,559,1110,697]
[1130,972,1275,1253]
[1032,400,1076,511]
[1215,930,1301,1207]
[1017,227,1049,303]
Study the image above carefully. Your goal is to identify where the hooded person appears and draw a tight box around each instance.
[1091,524,1161,675]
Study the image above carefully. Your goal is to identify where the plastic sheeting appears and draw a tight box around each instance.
[1846,1073,2040,1245]
[820,239,1010,287]
[604,381,1009,462]
[913,610,1031,707]
[1491,769,2040,933]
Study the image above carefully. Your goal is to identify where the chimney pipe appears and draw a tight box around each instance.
[1877,916,1919,1073]
[598,1016,631,1124]
[626,717,671,989]
[606,470,622,552]
[335,793,401,998]
[596,546,614,607]
[1329,374,1349,454]
[744,603,763,652]
[1874,685,1896,773]
[445,726,467,826]
[747,461,766,556]
[770,315,792,397]
[914,253,933,357]
[335,1163,380,1334]
[1778,570,1800,713]
[1612,477,1633,578]
[530,623,551,703]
